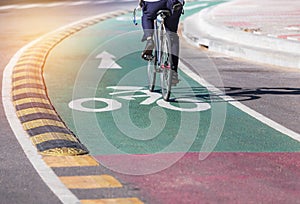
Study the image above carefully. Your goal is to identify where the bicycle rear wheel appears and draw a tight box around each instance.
[160,32,172,101]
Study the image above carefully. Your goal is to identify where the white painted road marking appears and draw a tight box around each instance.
[96,51,122,69]
[179,61,300,143]
[68,86,211,113]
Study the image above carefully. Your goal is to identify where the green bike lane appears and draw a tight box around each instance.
[43,1,300,203]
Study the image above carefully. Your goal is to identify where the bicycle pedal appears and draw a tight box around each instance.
[142,54,154,61]
[161,65,171,69]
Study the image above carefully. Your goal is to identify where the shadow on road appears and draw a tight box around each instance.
[170,86,300,103]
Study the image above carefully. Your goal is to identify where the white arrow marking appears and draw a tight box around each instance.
[96,51,122,69]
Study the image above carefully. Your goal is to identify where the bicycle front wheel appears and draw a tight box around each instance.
[160,33,172,101]
[147,57,156,92]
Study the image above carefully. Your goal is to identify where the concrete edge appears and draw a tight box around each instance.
[182,7,300,69]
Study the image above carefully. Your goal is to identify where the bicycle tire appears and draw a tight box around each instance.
[147,22,159,92]
[147,57,156,92]
[160,28,172,101]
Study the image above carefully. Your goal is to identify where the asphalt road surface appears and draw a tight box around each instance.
[1,0,299,203]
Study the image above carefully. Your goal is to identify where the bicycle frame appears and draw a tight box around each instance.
[154,17,162,70]
[154,13,172,73]
[133,7,173,101]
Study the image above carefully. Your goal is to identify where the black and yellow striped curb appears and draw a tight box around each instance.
[43,155,144,203]
[9,9,146,203]
[11,10,130,156]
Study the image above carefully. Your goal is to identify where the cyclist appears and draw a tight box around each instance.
[139,0,184,85]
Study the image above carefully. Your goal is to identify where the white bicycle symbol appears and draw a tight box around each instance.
[69,86,211,112]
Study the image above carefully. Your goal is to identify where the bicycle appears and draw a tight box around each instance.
[133,7,175,101]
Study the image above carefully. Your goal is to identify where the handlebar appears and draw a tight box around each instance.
[133,6,141,26]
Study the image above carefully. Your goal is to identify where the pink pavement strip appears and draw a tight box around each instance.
[209,0,300,41]
[96,152,300,203]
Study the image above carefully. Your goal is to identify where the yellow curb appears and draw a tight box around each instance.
[59,175,123,189]
[43,155,99,167]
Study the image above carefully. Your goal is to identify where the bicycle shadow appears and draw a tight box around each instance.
[166,86,300,103]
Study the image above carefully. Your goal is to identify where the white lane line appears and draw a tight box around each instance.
[92,1,111,4]
[15,4,43,9]
[68,1,91,6]
[179,61,300,143]
[2,10,126,204]
[0,5,16,10]
[41,2,66,7]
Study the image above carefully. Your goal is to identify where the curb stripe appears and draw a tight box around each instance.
[13,69,41,75]
[19,53,46,59]
[15,102,53,111]
[22,119,65,130]
[16,107,56,117]
[13,98,51,106]
[18,52,47,58]
[27,125,72,136]
[19,113,60,123]
[13,93,48,101]
[12,87,46,96]
[41,147,88,156]
[43,155,99,167]
[59,175,123,189]
[12,71,41,78]
[12,75,42,82]
[12,79,44,87]
[14,61,43,67]
[36,140,88,153]
[17,58,45,63]
[31,133,79,145]
[16,104,54,112]
[12,83,45,91]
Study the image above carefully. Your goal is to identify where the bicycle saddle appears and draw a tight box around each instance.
[156,10,171,18]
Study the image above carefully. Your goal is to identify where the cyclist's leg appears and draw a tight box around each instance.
[165,6,182,85]
[141,1,169,60]
[164,6,182,72]
[141,0,168,42]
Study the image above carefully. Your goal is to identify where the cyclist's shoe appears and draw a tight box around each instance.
[171,71,180,86]
[141,39,154,61]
